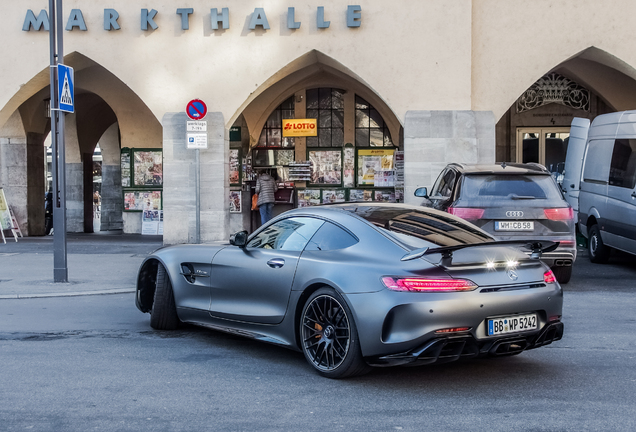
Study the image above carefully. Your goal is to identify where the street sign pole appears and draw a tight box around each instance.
[49,0,68,282]
[186,101,208,245]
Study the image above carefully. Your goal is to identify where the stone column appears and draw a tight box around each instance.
[99,123,123,231]
[403,110,495,205]
[63,113,84,232]
[162,112,228,245]
[0,111,29,235]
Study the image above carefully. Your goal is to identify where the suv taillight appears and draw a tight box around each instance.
[544,270,557,283]
[448,207,485,220]
[382,277,477,292]
[544,208,573,220]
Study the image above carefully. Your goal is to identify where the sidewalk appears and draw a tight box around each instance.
[0,232,163,299]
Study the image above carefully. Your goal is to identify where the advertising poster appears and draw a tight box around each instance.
[358,149,394,186]
[309,151,341,184]
[229,149,240,184]
[124,191,162,211]
[343,147,355,187]
[322,190,346,204]
[297,189,321,207]
[134,151,163,186]
[0,188,13,229]
[229,191,242,213]
[120,152,131,187]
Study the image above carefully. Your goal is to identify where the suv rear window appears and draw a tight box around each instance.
[461,174,562,200]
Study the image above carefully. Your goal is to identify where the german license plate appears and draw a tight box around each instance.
[495,221,534,231]
[488,314,537,336]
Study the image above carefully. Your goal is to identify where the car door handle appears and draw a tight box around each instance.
[267,258,285,268]
[632,192,636,198]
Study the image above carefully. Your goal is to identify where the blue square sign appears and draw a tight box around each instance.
[57,64,74,113]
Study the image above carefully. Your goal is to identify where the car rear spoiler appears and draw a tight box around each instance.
[401,240,559,262]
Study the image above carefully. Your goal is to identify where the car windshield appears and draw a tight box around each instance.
[340,205,493,249]
[460,174,562,201]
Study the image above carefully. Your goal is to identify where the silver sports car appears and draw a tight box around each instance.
[136,203,563,378]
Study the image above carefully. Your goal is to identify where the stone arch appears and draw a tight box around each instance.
[0,52,161,235]
[229,50,403,149]
[495,47,636,164]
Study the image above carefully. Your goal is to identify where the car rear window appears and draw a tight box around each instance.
[339,205,493,249]
[461,174,562,200]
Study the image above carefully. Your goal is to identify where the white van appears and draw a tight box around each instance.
[569,111,636,262]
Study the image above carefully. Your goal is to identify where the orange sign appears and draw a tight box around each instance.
[283,119,318,137]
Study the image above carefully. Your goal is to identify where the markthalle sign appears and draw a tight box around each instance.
[22,5,362,32]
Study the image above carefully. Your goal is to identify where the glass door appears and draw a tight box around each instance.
[516,128,570,176]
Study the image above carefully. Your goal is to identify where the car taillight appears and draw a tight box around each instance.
[544,208,573,220]
[381,277,477,292]
[448,207,485,220]
[558,240,575,248]
[544,270,557,283]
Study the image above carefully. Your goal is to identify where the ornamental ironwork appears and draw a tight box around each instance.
[516,73,590,113]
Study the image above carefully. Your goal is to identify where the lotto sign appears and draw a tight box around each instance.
[57,64,74,113]
[282,119,318,137]
[186,99,207,120]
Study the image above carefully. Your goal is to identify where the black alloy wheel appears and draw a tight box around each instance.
[588,224,611,264]
[150,262,181,330]
[300,288,369,378]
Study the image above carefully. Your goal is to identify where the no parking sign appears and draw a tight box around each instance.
[186,99,207,120]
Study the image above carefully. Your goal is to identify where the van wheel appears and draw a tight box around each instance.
[551,266,572,284]
[588,224,610,264]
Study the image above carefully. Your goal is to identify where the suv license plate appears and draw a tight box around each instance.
[495,221,534,231]
[488,314,537,336]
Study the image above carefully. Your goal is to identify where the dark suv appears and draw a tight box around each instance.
[415,163,576,283]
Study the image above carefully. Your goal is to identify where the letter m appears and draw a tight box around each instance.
[23,10,50,31]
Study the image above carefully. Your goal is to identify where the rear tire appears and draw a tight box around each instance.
[150,263,180,330]
[300,288,371,379]
[588,224,611,264]
[551,265,572,284]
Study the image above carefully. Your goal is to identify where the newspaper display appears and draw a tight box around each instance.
[297,189,321,207]
[322,190,346,204]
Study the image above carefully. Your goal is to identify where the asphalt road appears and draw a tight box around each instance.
[1,250,635,431]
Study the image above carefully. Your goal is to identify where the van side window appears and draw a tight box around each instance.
[609,139,636,189]
[583,139,614,183]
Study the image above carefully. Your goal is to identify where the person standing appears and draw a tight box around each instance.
[255,170,278,225]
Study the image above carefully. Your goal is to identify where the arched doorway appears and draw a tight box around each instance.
[495,47,636,174]
[0,52,161,235]
[228,52,403,232]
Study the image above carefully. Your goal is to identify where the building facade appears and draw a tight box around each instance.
[1,1,635,243]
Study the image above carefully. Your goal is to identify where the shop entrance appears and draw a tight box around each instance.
[516,128,570,176]
[230,85,402,232]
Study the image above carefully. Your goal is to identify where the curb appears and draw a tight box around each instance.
[0,288,135,300]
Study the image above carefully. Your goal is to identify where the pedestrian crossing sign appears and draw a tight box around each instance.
[57,64,74,113]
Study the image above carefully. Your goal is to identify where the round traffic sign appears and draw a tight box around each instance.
[186,99,207,120]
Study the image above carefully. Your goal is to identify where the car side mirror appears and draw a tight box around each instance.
[229,230,248,248]
[414,187,428,198]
